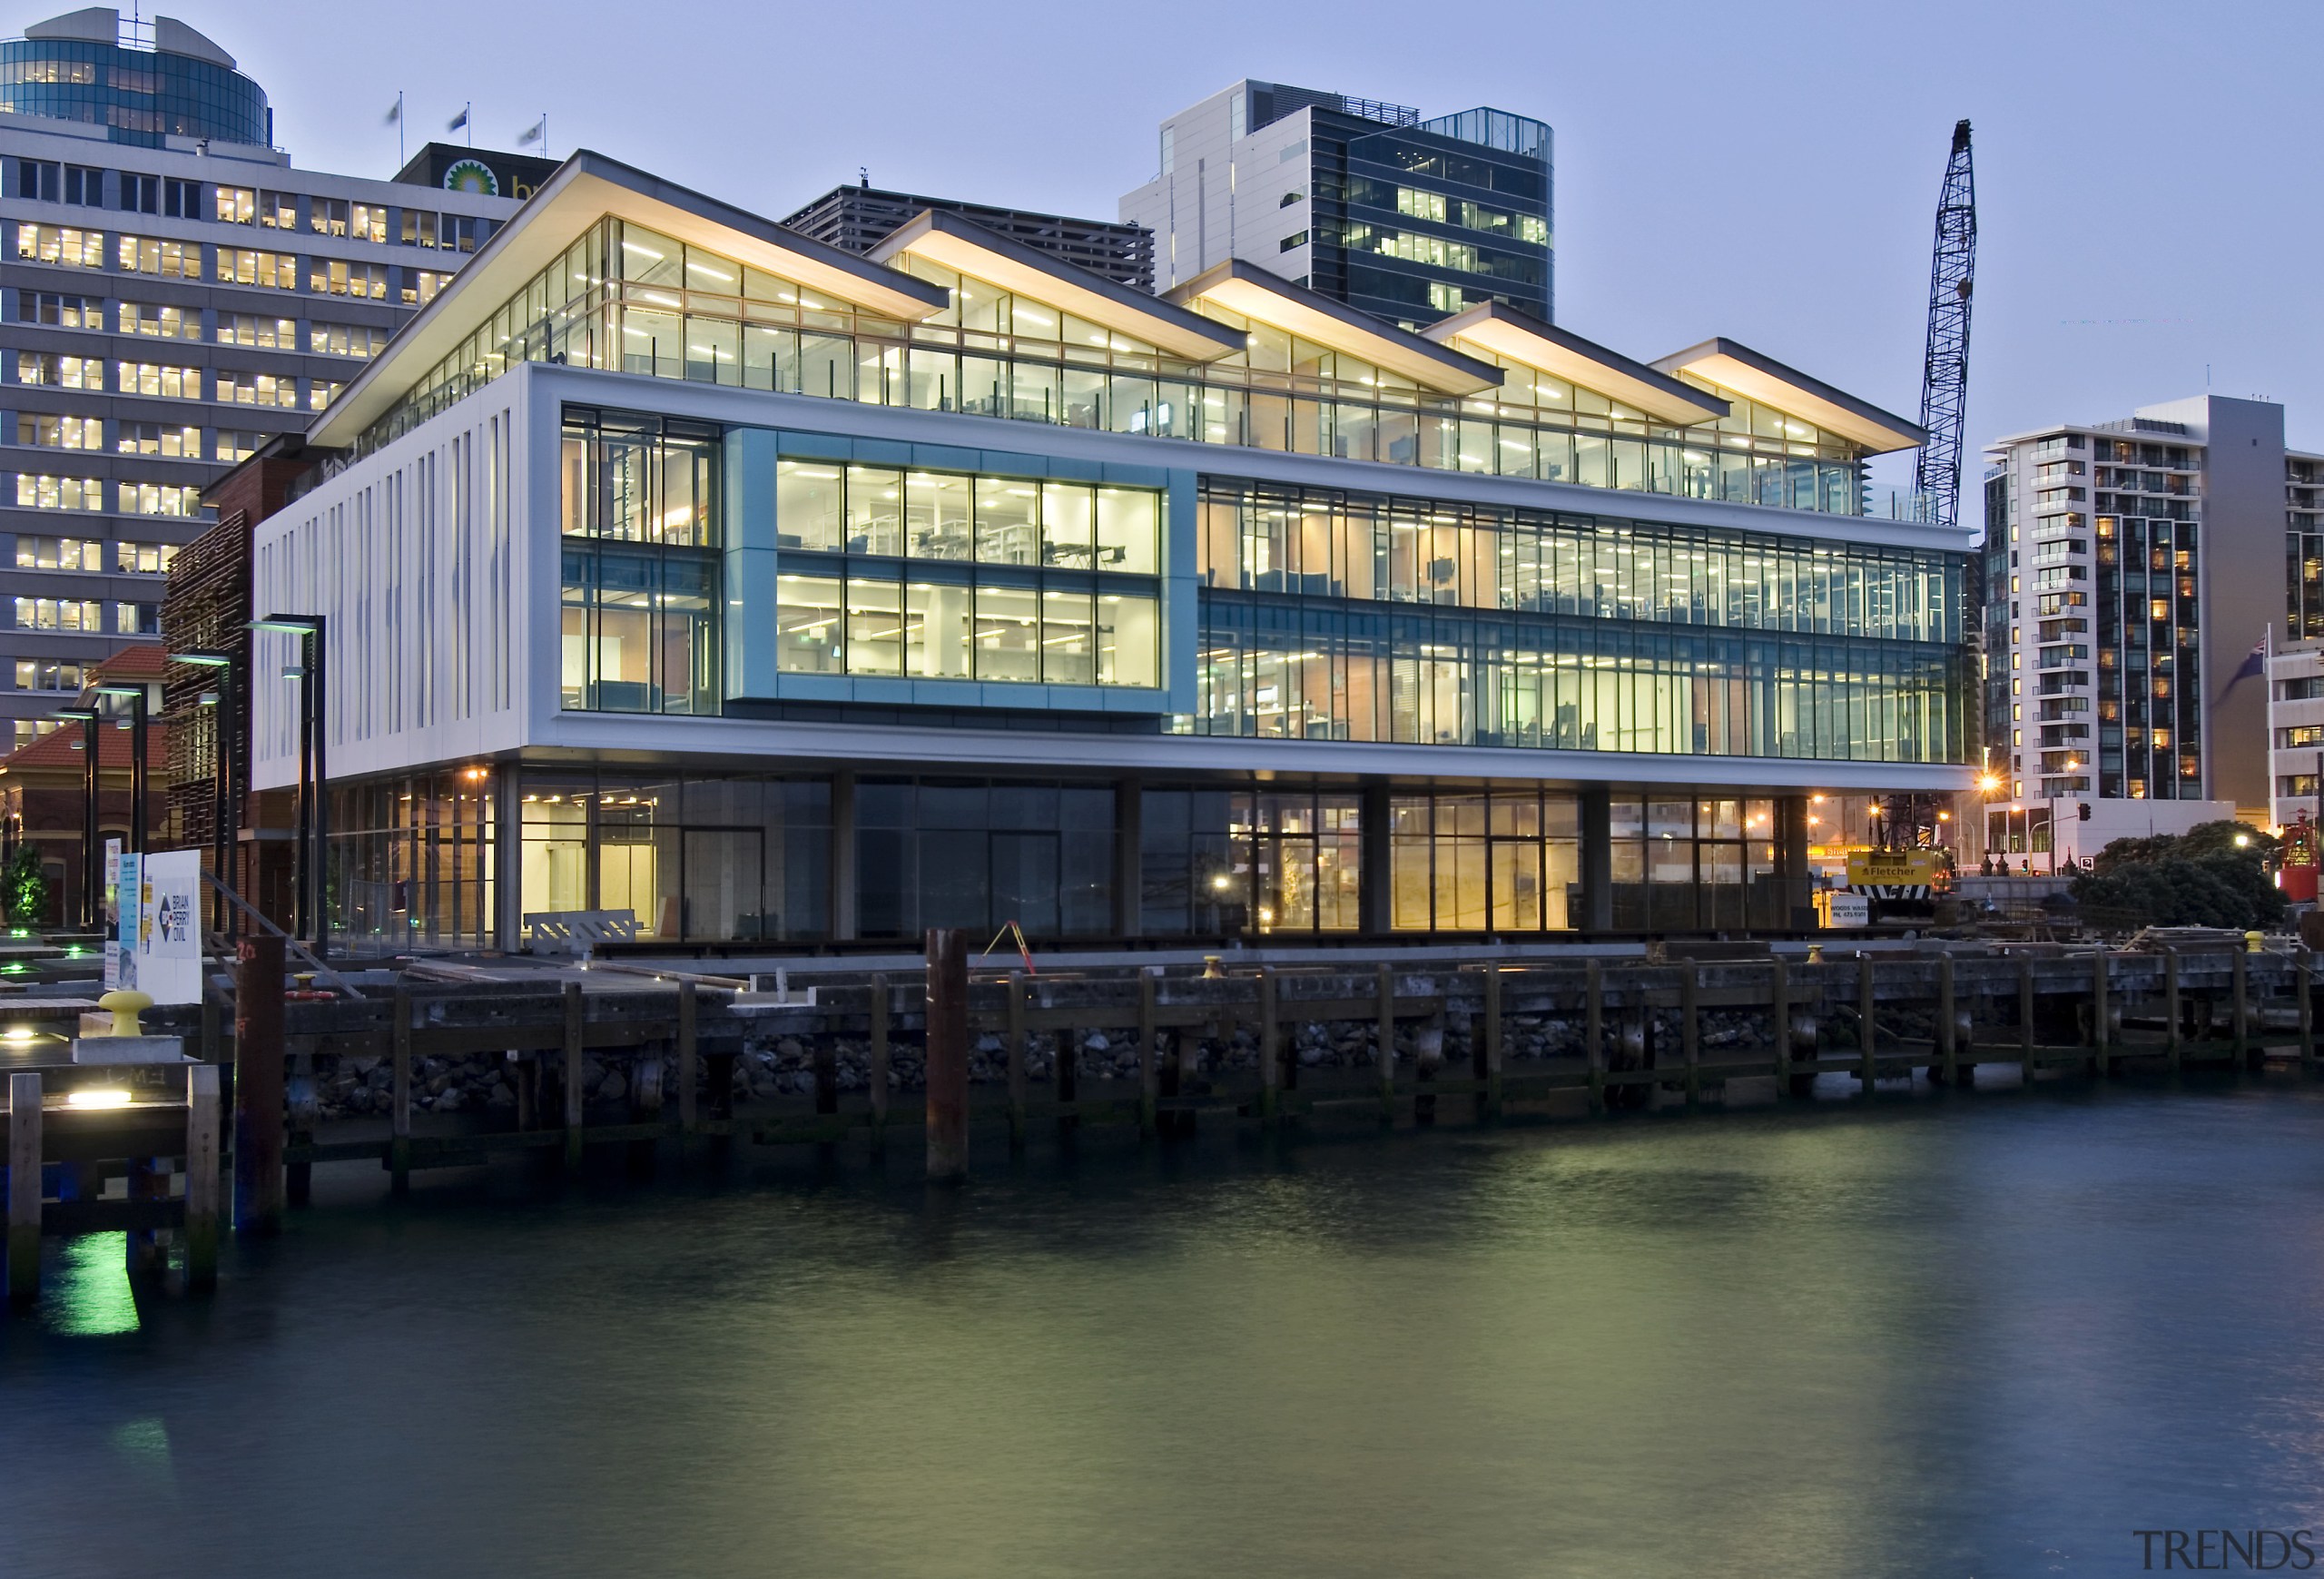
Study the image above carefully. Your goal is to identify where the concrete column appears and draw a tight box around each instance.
[1777,795,1813,927]
[831,769,857,941]
[1359,780,1393,933]
[493,766,522,952]
[1580,786,1613,933]
[1114,777,1142,938]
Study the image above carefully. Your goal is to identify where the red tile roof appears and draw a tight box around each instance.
[89,645,169,681]
[1,718,174,773]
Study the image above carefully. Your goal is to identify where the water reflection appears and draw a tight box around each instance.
[46,1232,140,1337]
[5,1085,2324,1578]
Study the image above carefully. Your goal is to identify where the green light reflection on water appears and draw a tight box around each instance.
[109,1416,177,1498]
[47,1233,141,1336]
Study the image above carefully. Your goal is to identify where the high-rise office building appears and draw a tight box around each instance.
[1978,395,2316,864]
[1120,81,1551,330]
[0,7,523,747]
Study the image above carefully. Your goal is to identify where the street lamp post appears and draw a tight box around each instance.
[1975,773,2002,873]
[93,683,149,857]
[251,616,327,960]
[2048,757,2081,875]
[53,706,100,930]
[170,649,241,935]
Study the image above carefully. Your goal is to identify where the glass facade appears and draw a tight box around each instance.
[357,217,1868,518]
[1186,479,1968,764]
[519,771,831,943]
[1165,786,1371,934]
[550,407,1965,759]
[1333,110,1552,324]
[770,457,1162,687]
[558,410,722,714]
[1604,795,1784,931]
[856,778,1116,940]
[318,765,1813,950]
[325,769,497,953]
[1389,789,1581,931]
[556,409,1169,706]
[0,36,270,148]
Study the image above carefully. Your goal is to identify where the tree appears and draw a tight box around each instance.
[1,842,47,929]
[2073,821,2285,930]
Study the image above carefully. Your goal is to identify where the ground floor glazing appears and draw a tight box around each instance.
[320,762,1828,953]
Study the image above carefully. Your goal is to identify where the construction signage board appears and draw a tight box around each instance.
[133,851,203,1006]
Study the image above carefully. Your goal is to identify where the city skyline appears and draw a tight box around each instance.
[96,0,2324,481]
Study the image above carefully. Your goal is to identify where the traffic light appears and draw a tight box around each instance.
[2078,803,2092,821]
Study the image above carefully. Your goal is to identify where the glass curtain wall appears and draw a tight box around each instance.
[1187,479,1970,765]
[1197,480,1960,640]
[357,219,1869,517]
[1191,597,1965,765]
[518,770,831,942]
[559,409,722,714]
[1135,785,1360,936]
[854,779,1115,940]
[1604,796,1782,930]
[771,458,1162,687]
[1388,789,1580,931]
[325,770,496,954]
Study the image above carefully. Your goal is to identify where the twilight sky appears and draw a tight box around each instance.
[168,0,2322,479]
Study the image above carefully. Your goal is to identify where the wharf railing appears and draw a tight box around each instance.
[4,938,2318,1304]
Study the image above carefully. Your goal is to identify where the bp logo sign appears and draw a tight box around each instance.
[442,158,499,196]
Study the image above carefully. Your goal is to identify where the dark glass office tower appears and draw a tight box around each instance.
[0,9,270,148]
[1122,82,1551,330]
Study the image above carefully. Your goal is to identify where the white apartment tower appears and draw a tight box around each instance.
[1980,395,2309,864]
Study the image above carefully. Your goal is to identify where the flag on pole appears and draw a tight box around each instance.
[2219,634,2268,706]
[517,115,545,148]
[447,104,469,133]
[382,93,401,127]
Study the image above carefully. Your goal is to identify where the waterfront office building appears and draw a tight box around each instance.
[1119,81,1551,330]
[0,7,521,749]
[230,151,1970,953]
[1978,396,2320,863]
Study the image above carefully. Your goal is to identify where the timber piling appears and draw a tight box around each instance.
[3,940,2320,1306]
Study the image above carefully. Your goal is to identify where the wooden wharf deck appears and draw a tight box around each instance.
[4,939,2319,1303]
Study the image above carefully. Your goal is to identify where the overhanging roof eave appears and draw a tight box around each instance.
[306,149,952,449]
[1651,336,1925,453]
[1426,302,1727,425]
[869,209,1243,362]
[1162,260,1502,396]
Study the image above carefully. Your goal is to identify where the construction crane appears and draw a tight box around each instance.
[1913,120,1977,534]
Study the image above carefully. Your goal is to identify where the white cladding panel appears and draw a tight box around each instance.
[251,375,537,790]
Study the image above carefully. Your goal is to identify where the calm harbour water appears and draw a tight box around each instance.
[7,1076,2324,1578]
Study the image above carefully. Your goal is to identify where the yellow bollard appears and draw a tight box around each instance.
[2247,931,2265,955]
[97,988,153,1036]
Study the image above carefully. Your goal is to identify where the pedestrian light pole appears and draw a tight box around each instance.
[93,683,149,856]
[170,648,242,935]
[251,615,327,959]
[53,706,99,930]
